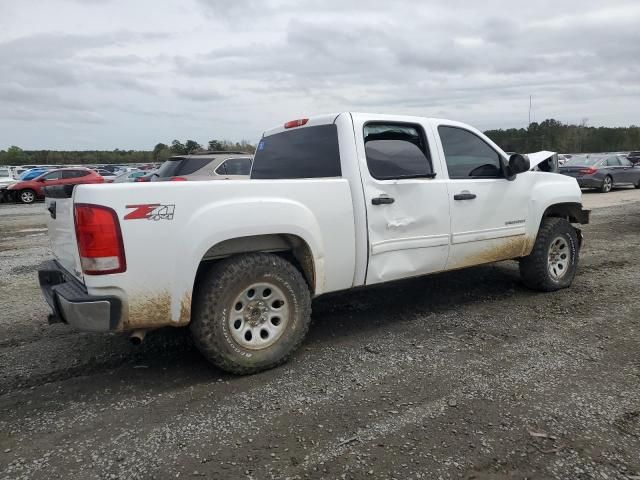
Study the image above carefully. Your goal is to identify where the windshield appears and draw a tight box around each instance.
[563,156,602,167]
[19,169,46,180]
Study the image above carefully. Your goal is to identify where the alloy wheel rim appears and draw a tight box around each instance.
[604,177,612,191]
[21,191,34,202]
[228,282,289,350]
[547,236,570,280]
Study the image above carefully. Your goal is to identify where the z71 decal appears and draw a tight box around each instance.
[124,204,175,221]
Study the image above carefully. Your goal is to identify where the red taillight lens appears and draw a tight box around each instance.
[170,177,188,181]
[74,204,126,275]
[135,176,150,182]
[579,167,597,175]
[284,118,309,129]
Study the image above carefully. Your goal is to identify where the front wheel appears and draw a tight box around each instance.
[19,189,36,204]
[191,253,312,375]
[519,217,579,291]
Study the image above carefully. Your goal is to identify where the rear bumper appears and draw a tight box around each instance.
[576,177,602,188]
[38,260,122,332]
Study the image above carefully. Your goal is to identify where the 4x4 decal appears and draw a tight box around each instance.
[124,204,175,221]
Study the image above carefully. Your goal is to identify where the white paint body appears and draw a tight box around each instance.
[46,113,584,330]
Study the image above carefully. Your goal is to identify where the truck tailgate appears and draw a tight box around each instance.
[44,185,82,280]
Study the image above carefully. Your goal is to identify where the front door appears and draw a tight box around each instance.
[434,124,532,269]
[353,118,451,284]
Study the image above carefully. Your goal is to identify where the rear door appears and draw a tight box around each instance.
[603,156,625,183]
[617,157,638,184]
[352,117,451,284]
[435,123,532,269]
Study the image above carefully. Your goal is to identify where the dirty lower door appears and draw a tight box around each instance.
[354,118,451,284]
[435,124,532,269]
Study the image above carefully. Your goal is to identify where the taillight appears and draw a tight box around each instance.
[170,177,188,181]
[284,118,309,129]
[74,204,126,275]
[135,176,150,182]
[579,167,597,175]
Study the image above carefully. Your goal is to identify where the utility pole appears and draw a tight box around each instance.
[528,95,532,126]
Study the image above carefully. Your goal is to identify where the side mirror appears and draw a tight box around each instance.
[506,153,530,179]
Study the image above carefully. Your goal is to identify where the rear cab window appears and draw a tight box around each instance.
[251,124,341,179]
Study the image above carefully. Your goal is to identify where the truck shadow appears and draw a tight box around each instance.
[1,262,530,398]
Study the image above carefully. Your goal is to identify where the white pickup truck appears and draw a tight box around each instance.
[39,113,589,374]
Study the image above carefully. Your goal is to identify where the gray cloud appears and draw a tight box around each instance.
[0,0,639,149]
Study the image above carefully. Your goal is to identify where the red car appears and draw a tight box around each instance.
[7,168,104,204]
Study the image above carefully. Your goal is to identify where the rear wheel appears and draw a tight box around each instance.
[19,189,36,204]
[519,217,579,291]
[600,175,613,193]
[190,253,312,374]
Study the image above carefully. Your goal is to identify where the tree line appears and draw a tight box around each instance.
[484,119,640,153]
[0,139,257,166]
[2,120,640,166]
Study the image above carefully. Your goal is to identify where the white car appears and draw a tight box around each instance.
[0,166,15,201]
[39,112,589,374]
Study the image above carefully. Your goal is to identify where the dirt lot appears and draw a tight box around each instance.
[0,188,639,480]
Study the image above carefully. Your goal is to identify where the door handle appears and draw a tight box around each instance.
[372,196,395,205]
[454,192,476,200]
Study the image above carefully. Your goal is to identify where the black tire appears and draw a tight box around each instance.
[634,180,640,189]
[190,253,312,375]
[519,217,579,292]
[19,189,36,204]
[599,175,613,193]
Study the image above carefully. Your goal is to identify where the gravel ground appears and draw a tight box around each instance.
[0,188,639,480]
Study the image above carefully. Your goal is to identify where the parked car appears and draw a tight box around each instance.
[0,167,15,202]
[558,155,640,192]
[7,167,104,204]
[627,151,640,165]
[112,170,147,183]
[147,152,253,182]
[39,112,589,375]
[93,168,117,182]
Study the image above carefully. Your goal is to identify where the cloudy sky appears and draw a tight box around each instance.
[1,0,639,150]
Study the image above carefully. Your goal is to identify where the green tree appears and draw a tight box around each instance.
[185,140,202,154]
[6,146,24,164]
[170,140,187,155]
[152,143,168,161]
[208,139,224,151]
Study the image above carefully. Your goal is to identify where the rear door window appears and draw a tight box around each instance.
[251,124,341,179]
[364,123,432,180]
[156,157,215,177]
[42,171,62,180]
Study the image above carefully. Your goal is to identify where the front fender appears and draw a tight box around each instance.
[526,173,584,251]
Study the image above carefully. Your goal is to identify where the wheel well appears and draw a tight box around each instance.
[542,202,588,224]
[197,234,316,293]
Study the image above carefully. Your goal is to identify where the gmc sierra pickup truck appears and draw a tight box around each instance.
[39,113,589,374]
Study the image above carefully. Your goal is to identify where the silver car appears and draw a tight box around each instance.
[150,152,253,182]
[558,155,640,193]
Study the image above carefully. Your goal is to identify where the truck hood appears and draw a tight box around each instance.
[528,151,557,170]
